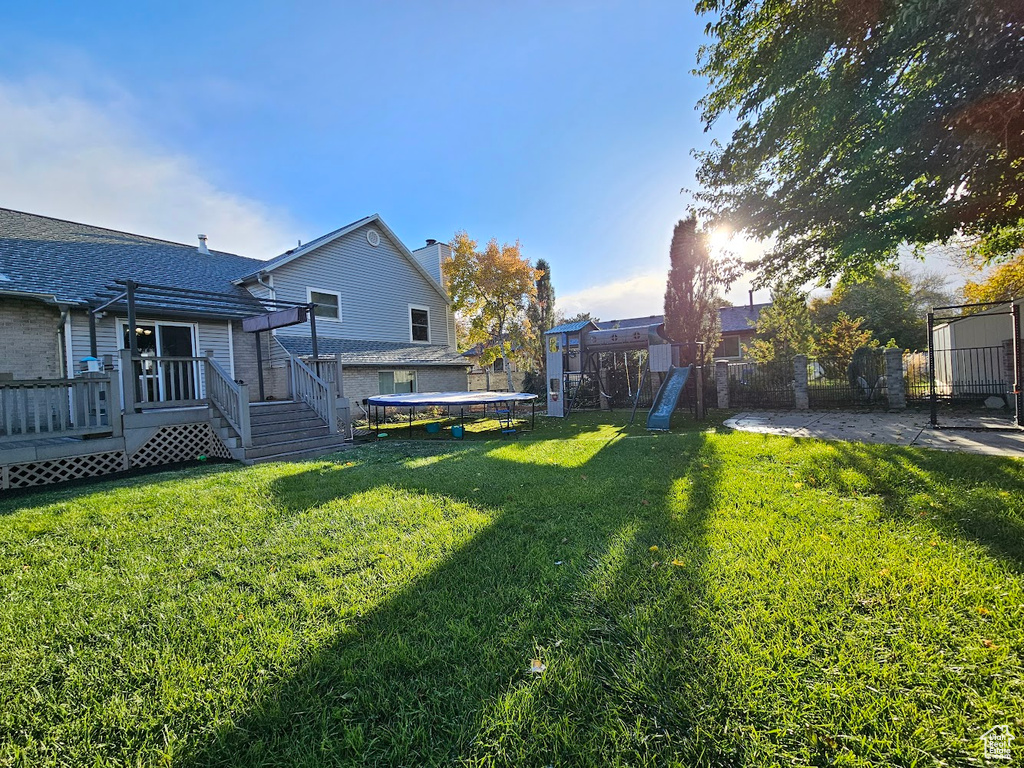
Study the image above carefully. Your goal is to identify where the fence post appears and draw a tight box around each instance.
[715,360,729,408]
[793,355,809,410]
[884,348,906,410]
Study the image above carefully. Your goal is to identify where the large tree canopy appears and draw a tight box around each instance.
[694,0,1024,285]
[444,232,539,392]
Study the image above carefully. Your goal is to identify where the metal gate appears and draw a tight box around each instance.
[926,302,1023,430]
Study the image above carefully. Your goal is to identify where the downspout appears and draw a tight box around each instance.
[58,306,70,378]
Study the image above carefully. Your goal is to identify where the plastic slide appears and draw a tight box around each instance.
[646,364,692,430]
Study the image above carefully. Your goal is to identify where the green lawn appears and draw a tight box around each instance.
[1,413,1022,767]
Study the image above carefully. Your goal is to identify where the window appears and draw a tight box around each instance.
[379,370,416,395]
[409,305,430,342]
[308,289,341,321]
[714,335,741,358]
[492,357,505,373]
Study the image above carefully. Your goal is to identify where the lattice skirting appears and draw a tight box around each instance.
[4,451,128,490]
[129,422,231,468]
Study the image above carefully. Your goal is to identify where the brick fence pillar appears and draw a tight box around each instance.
[1002,339,1015,395]
[793,354,809,410]
[884,347,906,410]
[715,360,729,409]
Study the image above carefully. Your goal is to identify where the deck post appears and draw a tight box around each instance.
[238,383,253,448]
[125,280,139,358]
[119,348,138,413]
[107,372,124,437]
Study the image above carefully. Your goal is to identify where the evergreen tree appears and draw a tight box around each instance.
[663,216,740,360]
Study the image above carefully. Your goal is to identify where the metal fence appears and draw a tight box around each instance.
[807,350,887,408]
[906,346,1009,404]
[727,360,794,408]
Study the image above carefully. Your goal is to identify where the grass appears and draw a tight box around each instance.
[0,411,1022,766]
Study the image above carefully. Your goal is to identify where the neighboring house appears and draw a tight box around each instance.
[590,302,770,360]
[714,302,771,359]
[0,207,467,415]
[461,342,528,391]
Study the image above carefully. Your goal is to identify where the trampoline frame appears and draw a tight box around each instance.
[367,391,538,439]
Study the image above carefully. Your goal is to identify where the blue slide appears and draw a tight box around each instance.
[646,364,692,431]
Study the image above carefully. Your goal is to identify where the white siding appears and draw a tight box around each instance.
[257,224,453,348]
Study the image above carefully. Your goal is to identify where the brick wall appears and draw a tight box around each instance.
[344,365,468,418]
[0,298,63,379]
[230,321,291,400]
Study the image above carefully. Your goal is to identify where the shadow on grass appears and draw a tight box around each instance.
[802,440,1024,569]
[182,433,735,766]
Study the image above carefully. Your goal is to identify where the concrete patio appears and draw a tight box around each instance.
[724,411,1024,457]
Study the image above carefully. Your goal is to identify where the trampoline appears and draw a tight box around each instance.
[366,391,539,438]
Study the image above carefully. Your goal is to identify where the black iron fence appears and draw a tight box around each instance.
[807,350,887,408]
[727,360,793,408]
[905,346,1009,405]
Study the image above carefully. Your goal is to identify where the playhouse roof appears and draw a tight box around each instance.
[546,319,597,334]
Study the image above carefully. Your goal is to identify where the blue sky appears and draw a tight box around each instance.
[0,2,958,318]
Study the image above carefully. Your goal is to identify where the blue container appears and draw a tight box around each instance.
[451,425,465,439]
[425,422,441,434]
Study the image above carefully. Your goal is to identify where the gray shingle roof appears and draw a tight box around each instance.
[595,315,664,330]
[719,303,770,334]
[0,208,264,310]
[275,336,469,367]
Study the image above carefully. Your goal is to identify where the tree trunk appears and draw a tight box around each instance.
[502,348,515,392]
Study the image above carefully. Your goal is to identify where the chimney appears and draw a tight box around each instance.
[412,239,447,284]
[749,289,754,310]
[198,234,209,254]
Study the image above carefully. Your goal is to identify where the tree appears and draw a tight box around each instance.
[663,216,740,360]
[557,311,598,325]
[962,253,1024,311]
[693,0,1024,286]
[814,312,877,377]
[525,259,556,370]
[809,269,953,349]
[444,231,540,391]
[744,284,814,362]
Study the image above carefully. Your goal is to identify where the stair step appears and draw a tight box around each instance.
[250,426,331,446]
[243,433,349,460]
[249,401,307,413]
[250,415,327,433]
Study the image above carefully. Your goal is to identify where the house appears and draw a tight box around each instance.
[714,302,770,359]
[461,341,528,391]
[0,208,467,486]
[589,302,770,359]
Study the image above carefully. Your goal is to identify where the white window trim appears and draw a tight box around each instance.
[409,303,431,344]
[307,287,342,323]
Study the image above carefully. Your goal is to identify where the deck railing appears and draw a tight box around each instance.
[120,350,206,410]
[0,375,119,442]
[292,356,339,431]
[204,353,251,448]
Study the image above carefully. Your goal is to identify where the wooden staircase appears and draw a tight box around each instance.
[212,401,350,465]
